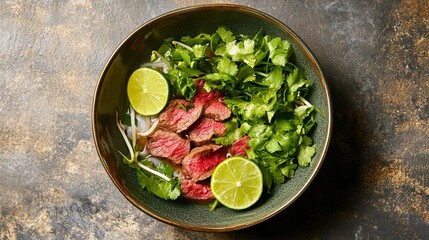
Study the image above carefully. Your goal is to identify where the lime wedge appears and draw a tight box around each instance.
[127,67,170,116]
[210,156,263,210]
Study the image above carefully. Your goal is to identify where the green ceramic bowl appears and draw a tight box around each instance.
[92,4,332,232]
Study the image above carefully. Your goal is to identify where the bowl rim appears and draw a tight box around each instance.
[92,3,332,232]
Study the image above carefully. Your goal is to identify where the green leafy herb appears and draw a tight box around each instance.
[132,159,180,200]
[135,26,318,199]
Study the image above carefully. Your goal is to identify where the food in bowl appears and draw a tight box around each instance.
[115,26,318,210]
[93,5,332,231]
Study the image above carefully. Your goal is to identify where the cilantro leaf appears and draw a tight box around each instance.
[297,144,316,167]
[294,105,315,120]
[217,56,238,76]
[285,68,310,102]
[261,66,284,89]
[181,33,210,46]
[210,33,223,53]
[225,39,256,67]
[192,44,207,59]
[171,48,192,65]
[280,162,297,178]
[267,37,293,67]
[167,68,197,100]
[225,97,275,122]
[216,26,236,43]
[212,118,241,145]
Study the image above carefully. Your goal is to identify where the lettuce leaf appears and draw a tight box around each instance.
[134,160,181,200]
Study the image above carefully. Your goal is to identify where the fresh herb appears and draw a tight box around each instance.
[131,159,181,200]
[151,26,317,192]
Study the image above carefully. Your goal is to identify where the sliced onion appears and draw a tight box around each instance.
[147,156,162,167]
[142,61,169,73]
[136,114,151,132]
[138,146,150,158]
[137,119,159,137]
[173,170,180,178]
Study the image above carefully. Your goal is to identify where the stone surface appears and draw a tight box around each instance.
[1,0,428,239]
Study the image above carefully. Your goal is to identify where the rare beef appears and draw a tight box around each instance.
[147,130,190,164]
[182,144,226,181]
[158,99,204,133]
[193,80,223,106]
[180,174,214,201]
[188,117,226,146]
[193,80,231,120]
[229,136,251,157]
[203,101,231,121]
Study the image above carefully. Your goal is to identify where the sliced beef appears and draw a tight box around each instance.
[194,80,231,121]
[147,130,190,164]
[158,99,203,133]
[193,80,223,106]
[203,101,231,121]
[188,117,226,146]
[182,144,226,181]
[229,136,251,157]
[180,175,214,201]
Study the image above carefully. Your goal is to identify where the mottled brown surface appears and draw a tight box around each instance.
[1,0,428,239]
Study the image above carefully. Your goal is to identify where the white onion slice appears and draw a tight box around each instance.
[138,146,150,158]
[137,119,159,137]
[147,156,162,167]
[135,114,151,132]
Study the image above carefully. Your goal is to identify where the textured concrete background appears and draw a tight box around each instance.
[1,0,428,239]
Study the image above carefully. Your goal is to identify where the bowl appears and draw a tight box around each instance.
[92,4,332,232]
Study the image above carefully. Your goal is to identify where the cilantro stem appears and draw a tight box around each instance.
[137,118,159,137]
[298,96,312,107]
[209,199,219,211]
[255,71,268,78]
[297,96,324,116]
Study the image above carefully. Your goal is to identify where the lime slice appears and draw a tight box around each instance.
[127,67,170,116]
[210,156,263,210]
